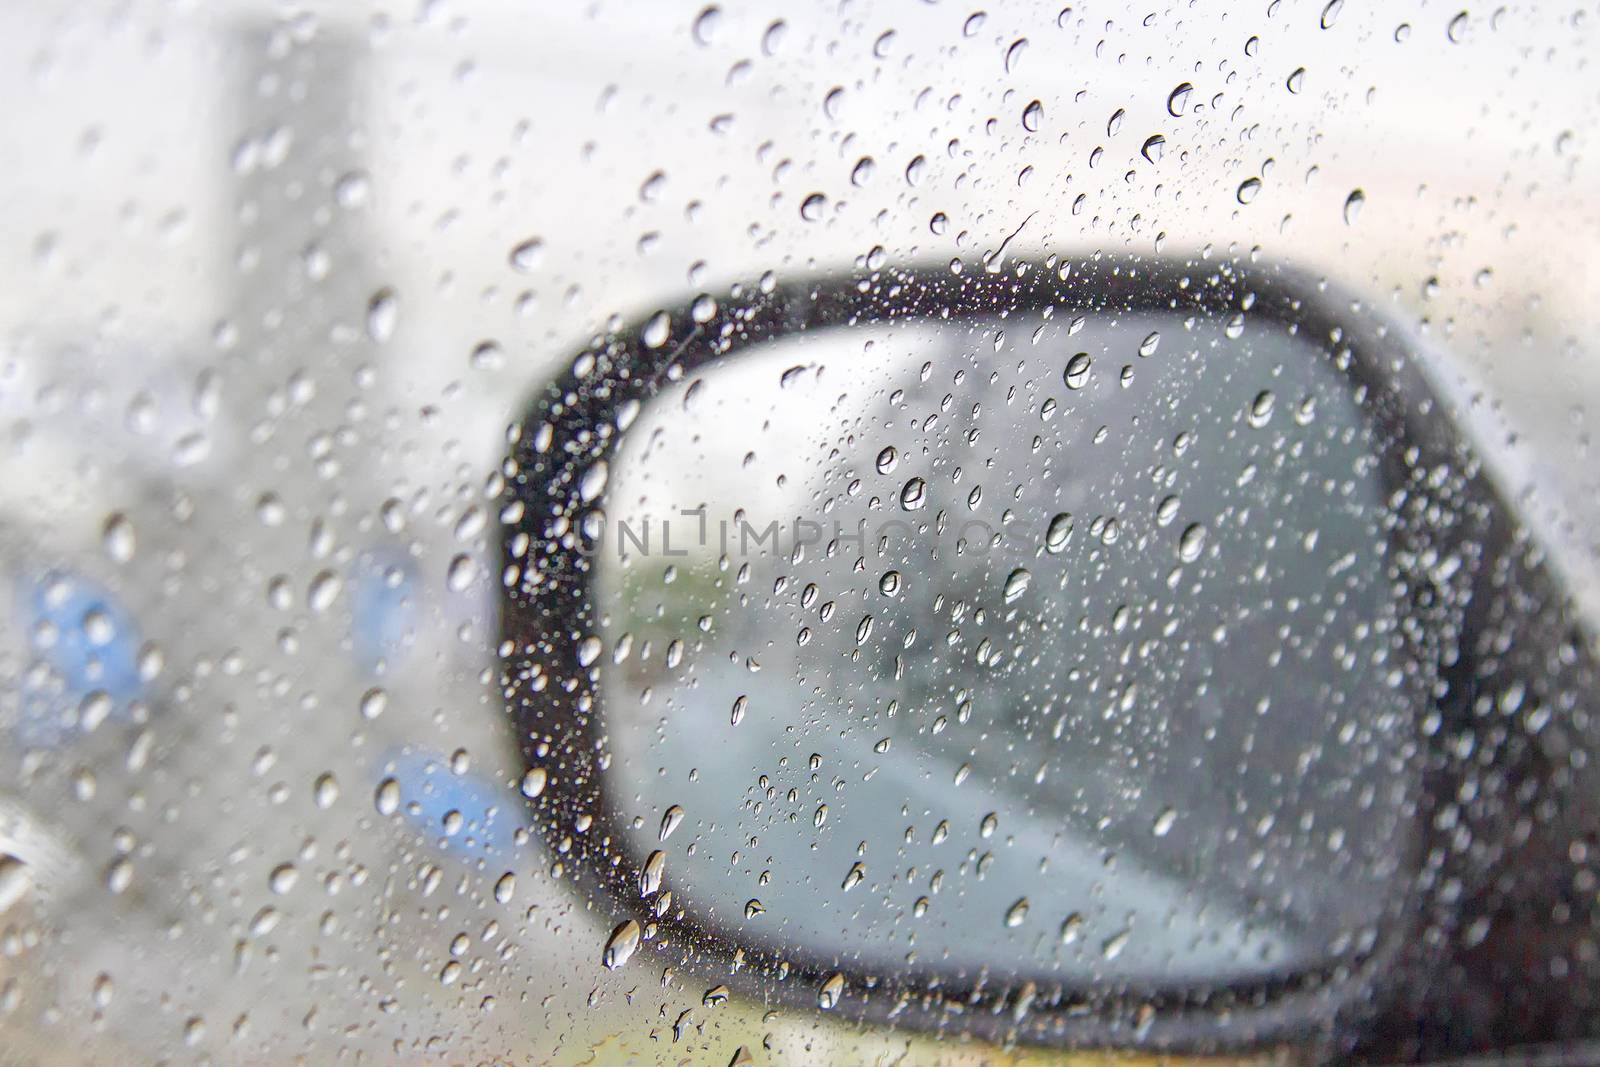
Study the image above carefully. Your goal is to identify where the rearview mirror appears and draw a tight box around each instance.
[501,257,1459,1049]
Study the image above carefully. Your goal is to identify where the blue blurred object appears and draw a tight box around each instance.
[13,568,144,746]
[379,747,521,858]
[349,547,419,672]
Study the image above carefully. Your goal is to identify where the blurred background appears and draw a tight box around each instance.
[0,0,1595,1063]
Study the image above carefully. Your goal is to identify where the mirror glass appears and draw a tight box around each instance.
[592,305,1419,988]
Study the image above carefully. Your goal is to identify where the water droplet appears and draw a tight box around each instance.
[1021,99,1043,132]
[799,193,827,221]
[875,446,898,474]
[1153,808,1177,836]
[1236,177,1262,204]
[509,237,544,272]
[1063,351,1092,389]
[1005,897,1030,927]
[366,288,398,343]
[602,919,642,969]
[1060,913,1084,944]
[850,157,876,186]
[1179,523,1208,563]
[1045,513,1074,553]
[375,777,401,815]
[1320,0,1343,29]
[744,898,764,919]
[313,773,339,809]
[102,513,135,563]
[899,477,927,511]
[1248,389,1277,427]
[639,850,666,897]
[1167,82,1194,117]
[841,862,865,891]
[691,5,721,45]
[1138,330,1161,357]
[878,570,902,597]
[1004,37,1028,73]
[1140,134,1166,163]
[494,872,516,904]
[1107,108,1125,136]
[520,767,548,799]
[1286,67,1306,93]
[1102,928,1132,960]
[359,687,388,720]
[703,984,731,1006]
[1447,10,1468,42]
[641,312,671,349]
[577,635,603,668]
[1003,568,1032,603]
[659,805,685,841]
[268,863,299,895]
[728,1048,754,1067]
[818,972,846,1010]
[905,155,926,185]
[308,570,342,613]
[1343,188,1366,225]
[730,694,748,725]
[0,855,31,914]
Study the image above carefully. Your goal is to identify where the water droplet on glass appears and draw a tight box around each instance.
[1153,808,1177,836]
[494,872,516,904]
[366,288,398,343]
[1320,0,1343,29]
[1249,389,1277,427]
[313,773,339,809]
[899,477,927,511]
[375,777,401,815]
[641,312,671,349]
[359,687,388,720]
[1107,108,1125,136]
[799,193,827,221]
[1140,134,1166,163]
[1138,330,1160,357]
[1286,67,1306,93]
[577,635,603,667]
[878,570,902,597]
[1005,897,1030,927]
[1447,10,1468,42]
[268,863,299,895]
[1003,568,1032,603]
[1167,82,1194,117]
[691,5,721,45]
[1178,522,1208,563]
[875,446,898,474]
[841,862,865,891]
[521,767,548,798]
[1343,188,1366,225]
[579,460,609,503]
[1063,351,1092,389]
[1237,177,1262,204]
[602,919,642,969]
[730,694,748,725]
[1060,913,1084,944]
[102,513,135,562]
[744,898,764,919]
[1021,100,1043,132]
[639,850,666,897]
[659,805,685,841]
[509,237,544,272]
[818,972,846,1010]
[0,855,31,914]
[1045,513,1074,553]
[1004,38,1028,74]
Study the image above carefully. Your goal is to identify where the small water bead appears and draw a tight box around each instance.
[659,805,685,841]
[1021,99,1044,132]
[1167,82,1194,116]
[1286,67,1306,94]
[494,872,516,904]
[899,477,927,511]
[1178,523,1208,563]
[1063,351,1091,389]
[1343,188,1366,225]
[818,972,846,1010]
[375,777,401,815]
[1003,568,1032,603]
[1248,389,1276,427]
[602,919,642,969]
[1140,134,1165,163]
[1237,177,1262,204]
[879,571,902,597]
[268,863,299,895]
[1005,898,1030,927]
[520,767,548,798]
[875,446,898,474]
[1045,513,1074,553]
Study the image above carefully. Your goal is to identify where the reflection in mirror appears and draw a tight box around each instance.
[594,308,1418,989]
